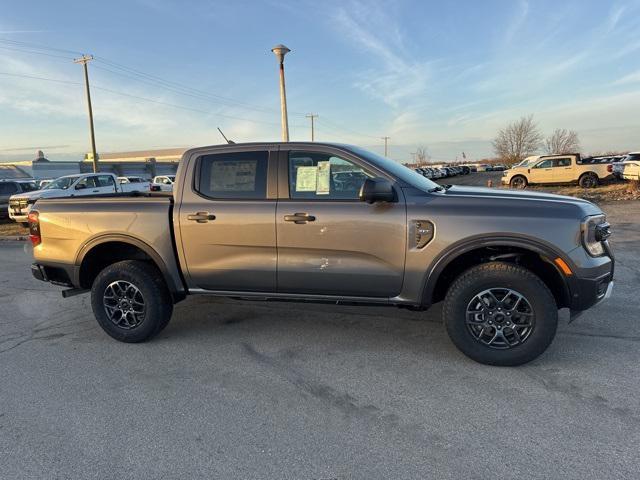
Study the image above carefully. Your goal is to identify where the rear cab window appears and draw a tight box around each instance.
[195,150,268,199]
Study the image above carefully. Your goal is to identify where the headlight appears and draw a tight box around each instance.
[581,214,609,257]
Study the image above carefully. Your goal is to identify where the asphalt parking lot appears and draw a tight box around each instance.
[1,202,639,479]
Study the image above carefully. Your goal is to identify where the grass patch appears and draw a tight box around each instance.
[527,182,640,203]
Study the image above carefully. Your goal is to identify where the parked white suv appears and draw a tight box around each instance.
[619,152,640,181]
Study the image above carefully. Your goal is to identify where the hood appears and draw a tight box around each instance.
[10,188,67,201]
[445,185,592,203]
[416,185,603,218]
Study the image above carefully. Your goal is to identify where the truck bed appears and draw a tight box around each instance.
[32,194,183,294]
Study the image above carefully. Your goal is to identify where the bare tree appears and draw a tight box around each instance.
[492,115,543,163]
[414,146,430,165]
[545,128,580,154]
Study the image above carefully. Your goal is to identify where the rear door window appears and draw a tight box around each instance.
[0,182,18,195]
[97,175,115,187]
[195,150,268,199]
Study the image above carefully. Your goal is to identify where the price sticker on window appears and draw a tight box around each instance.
[316,161,331,194]
[296,166,318,191]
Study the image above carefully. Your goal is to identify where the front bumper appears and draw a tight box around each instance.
[568,240,614,319]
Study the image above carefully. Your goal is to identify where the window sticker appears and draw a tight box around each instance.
[316,161,331,194]
[296,166,318,191]
[210,160,257,191]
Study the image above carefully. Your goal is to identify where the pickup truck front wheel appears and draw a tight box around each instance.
[91,260,173,343]
[443,262,558,366]
[509,175,527,189]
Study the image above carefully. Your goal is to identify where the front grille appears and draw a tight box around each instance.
[9,199,28,213]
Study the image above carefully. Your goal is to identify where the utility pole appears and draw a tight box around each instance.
[74,54,98,173]
[306,113,318,141]
[382,136,390,157]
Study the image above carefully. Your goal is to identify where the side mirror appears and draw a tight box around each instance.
[359,178,395,204]
[75,183,87,190]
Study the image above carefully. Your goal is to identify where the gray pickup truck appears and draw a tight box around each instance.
[28,142,614,365]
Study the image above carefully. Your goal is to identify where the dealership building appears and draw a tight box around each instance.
[0,148,184,181]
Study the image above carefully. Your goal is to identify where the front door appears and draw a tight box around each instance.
[276,148,406,297]
[530,159,555,183]
[178,148,277,291]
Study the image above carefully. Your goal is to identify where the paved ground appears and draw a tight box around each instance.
[1,202,639,479]
[435,170,504,187]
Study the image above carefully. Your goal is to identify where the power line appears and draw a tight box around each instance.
[0,38,386,141]
[0,45,74,60]
[0,38,83,55]
[316,117,380,140]
[0,71,302,128]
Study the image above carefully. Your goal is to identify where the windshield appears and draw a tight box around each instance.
[346,146,439,192]
[43,176,75,190]
[20,182,39,192]
[167,176,176,182]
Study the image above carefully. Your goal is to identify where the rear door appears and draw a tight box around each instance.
[95,175,118,193]
[73,175,102,196]
[551,157,573,183]
[177,147,278,292]
[275,146,406,297]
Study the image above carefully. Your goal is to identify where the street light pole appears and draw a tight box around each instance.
[271,44,291,142]
[382,136,390,157]
[74,54,98,173]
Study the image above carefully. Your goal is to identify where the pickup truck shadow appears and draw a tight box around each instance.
[159,296,601,366]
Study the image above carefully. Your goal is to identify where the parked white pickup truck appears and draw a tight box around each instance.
[8,172,145,224]
[502,154,613,189]
[150,175,176,192]
[117,176,151,191]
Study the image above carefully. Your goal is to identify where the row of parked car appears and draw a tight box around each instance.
[414,165,473,179]
[1,173,176,224]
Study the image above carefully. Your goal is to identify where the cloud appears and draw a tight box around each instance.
[613,69,640,85]
[503,0,529,44]
[332,0,430,108]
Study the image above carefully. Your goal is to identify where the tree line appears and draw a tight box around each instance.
[492,115,580,163]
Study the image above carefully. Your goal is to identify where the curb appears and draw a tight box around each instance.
[0,236,28,241]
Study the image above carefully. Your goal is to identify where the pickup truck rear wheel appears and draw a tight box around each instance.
[579,172,598,188]
[443,262,558,366]
[91,260,173,343]
[509,175,527,189]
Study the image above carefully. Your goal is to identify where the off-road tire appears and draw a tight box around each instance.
[443,262,558,366]
[579,172,598,188]
[509,175,528,189]
[91,260,173,343]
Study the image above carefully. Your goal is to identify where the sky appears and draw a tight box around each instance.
[1,0,639,163]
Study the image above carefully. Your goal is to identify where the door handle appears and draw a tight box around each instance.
[284,213,316,224]
[92,189,99,192]
[187,211,216,223]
